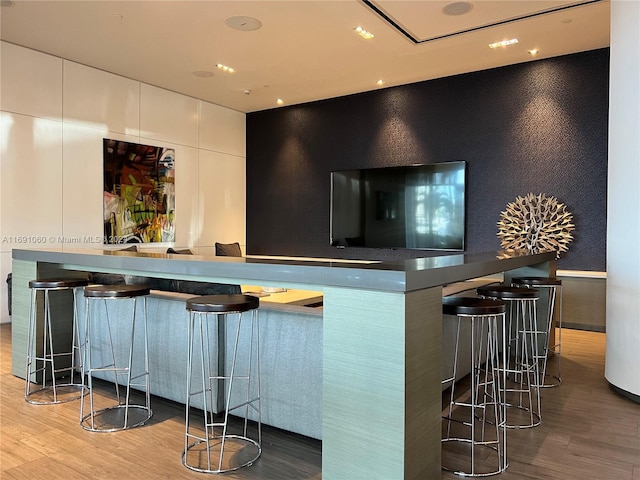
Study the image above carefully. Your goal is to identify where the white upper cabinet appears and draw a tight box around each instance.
[0,42,62,121]
[63,61,140,136]
[198,150,246,247]
[1,43,247,259]
[0,112,63,249]
[140,84,198,147]
[199,101,246,157]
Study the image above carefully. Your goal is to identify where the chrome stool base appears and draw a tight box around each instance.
[26,384,87,405]
[81,404,153,432]
[183,435,261,474]
[502,404,541,429]
[442,439,508,478]
[541,373,562,388]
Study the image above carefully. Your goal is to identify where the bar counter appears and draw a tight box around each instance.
[11,247,555,480]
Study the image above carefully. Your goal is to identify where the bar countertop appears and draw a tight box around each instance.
[12,247,556,293]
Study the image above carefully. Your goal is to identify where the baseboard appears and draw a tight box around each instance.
[558,272,606,332]
[609,383,640,404]
[562,322,605,333]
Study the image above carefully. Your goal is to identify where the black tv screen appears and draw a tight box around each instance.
[330,161,466,251]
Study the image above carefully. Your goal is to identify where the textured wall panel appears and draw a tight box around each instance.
[247,49,609,271]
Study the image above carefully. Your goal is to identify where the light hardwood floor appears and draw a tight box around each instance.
[1,323,639,479]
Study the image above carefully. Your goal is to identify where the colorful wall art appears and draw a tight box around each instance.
[103,138,175,244]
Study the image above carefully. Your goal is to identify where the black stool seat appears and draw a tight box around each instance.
[29,278,88,289]
[512,277,562,287]
[477,285,539,299]
[443,296,506,316]
[84,284,150,298]
[186,294,259,313]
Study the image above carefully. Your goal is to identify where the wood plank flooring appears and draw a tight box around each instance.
[1,323,639,479]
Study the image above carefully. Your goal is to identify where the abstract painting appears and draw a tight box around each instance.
[103,138,175,244]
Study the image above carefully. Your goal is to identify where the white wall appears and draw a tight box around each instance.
[605,1,640,398]
[0,42,247,323]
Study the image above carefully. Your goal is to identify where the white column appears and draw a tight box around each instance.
[605,0,640,399]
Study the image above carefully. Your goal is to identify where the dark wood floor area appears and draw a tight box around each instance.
[1,323,639,479]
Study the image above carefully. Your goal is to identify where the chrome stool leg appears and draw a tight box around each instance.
[517,297,542,427]
[511,278,563,387]
[25,279,88,405]
[478,285,541,429]
[442,297,508,476]
[80,285,152,432]
[183,294,261,474]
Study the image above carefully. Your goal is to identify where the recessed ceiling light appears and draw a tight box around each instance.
[488,38,519,49]
[528,49,539,55]
[225,16,262,31]
[354,26,375,39]
[193,71,214,78]
[376,79,385,86]
[443,2,473,16]
[216,63,235,73]
[276,98,284,106]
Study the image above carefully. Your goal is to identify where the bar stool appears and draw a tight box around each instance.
[183,294,262,474]
[441,296,508,477]
[477,285,541,429]
[511,277,563,387]
[80,284,152,432]
[25,278,89,404]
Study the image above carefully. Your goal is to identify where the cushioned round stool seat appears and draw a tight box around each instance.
[476,285,538,300]
[441,296,508,476]
[84,284,150,298]
[29,278,89,290]
[443,296,506,316]
[26,278,89,405]
[511,277,562,287]
[183,294,262,474]
[81,284,152,432]
[186,294,259,313]
[512,277,563,387]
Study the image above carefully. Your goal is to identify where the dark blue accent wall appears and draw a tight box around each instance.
[246,48,609,271]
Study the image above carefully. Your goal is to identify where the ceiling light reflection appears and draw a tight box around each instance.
[354,26,374,39]
[216,63,235,73]
[488,38,519,49]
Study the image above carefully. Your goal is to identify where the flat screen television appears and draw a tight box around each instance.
[330,161,466,251]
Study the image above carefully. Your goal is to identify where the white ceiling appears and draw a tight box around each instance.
[0,0,610,113]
